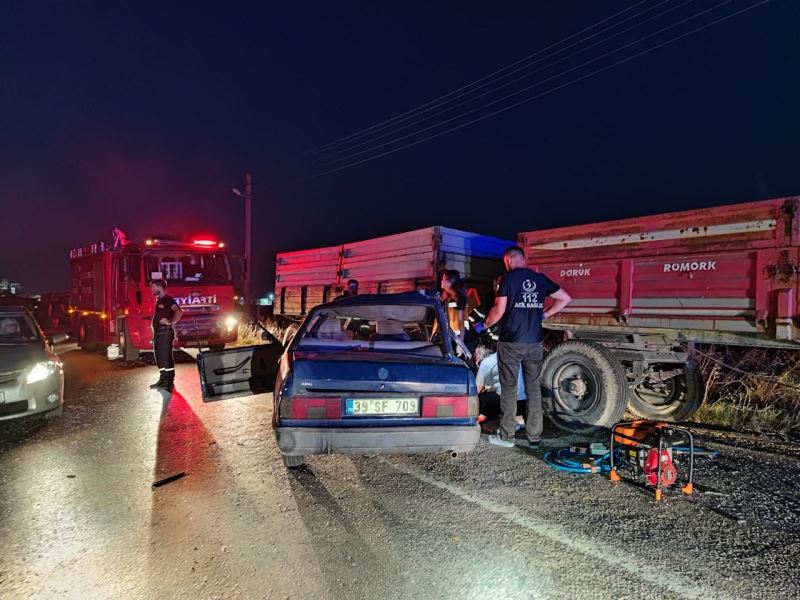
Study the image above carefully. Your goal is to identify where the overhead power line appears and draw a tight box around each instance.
[317,0,697,166]
[307,0,771,179]
[316,0,737,170]
[302,0,656,157]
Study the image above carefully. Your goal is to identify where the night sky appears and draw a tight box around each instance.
[2,1,798,296]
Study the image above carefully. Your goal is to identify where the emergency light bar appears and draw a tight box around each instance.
[192,239,226,248]
[142,238,226,248]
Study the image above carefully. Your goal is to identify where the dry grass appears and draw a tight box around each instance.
[231,319,287,347]
[694,345,800,434]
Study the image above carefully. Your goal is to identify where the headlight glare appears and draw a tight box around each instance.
[223,316,238,330]
[27,362,55,384]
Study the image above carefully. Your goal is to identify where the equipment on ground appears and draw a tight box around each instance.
[609,420,696,501]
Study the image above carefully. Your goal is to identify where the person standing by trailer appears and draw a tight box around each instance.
[149,279,183,391]
[484,246,572,448]
[336,279,359,300]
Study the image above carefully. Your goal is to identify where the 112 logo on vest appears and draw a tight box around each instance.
[662,261,717,273]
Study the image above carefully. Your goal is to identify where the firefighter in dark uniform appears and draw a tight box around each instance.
[149,279,182,391]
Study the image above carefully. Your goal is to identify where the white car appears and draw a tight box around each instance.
[0,306,65,421]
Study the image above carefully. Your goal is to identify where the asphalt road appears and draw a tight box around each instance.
[1,350,799,600]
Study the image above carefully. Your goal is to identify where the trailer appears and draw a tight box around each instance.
[69,233,242,360]
[274,226,513,342]
[519,196,799,429]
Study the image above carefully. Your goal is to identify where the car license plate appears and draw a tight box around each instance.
[345,398,419,416]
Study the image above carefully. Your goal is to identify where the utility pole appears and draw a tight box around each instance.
[244,172,252,312]
[232,173,253,313]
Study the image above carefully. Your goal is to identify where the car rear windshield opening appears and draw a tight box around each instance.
[296,304,444,357]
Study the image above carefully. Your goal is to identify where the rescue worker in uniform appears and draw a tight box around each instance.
[149,279,182,391]
[485,246,572,448]
[466,274,503,349]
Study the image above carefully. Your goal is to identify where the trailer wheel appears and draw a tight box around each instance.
[628,365,704,423]
[118,319,140,362]
[541,341,628,434]
[77,320,97,351]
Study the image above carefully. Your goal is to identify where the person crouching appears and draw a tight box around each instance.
[149,279,182,391]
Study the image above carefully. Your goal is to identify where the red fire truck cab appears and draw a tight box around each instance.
[69,233,241,360]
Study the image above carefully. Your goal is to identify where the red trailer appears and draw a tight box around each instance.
[518,196,799,429]
[69,233,241,360]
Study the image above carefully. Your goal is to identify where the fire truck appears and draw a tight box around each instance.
[68,231,241,360]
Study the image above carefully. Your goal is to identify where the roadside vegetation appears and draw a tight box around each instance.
[233,319,285,347]
[694,345,800,435]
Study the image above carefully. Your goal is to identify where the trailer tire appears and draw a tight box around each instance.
[78,321,88,349]
[541,341,628,434]
[119,319,140,362]
[281,454,305,469]
[627,364,704,423]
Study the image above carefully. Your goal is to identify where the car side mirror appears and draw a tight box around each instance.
[49,332,69,345]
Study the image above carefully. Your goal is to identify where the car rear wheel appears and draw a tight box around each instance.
[627,364,704,423]
[541,341,628,434]
[281,454,305,469]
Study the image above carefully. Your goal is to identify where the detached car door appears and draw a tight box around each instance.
[197,330,283,402]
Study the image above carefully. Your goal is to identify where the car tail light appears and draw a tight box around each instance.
[284,397,341,419]
[422,395,478,418]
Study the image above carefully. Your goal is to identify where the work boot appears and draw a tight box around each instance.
[159,371,175,391]
[149,372,166,389]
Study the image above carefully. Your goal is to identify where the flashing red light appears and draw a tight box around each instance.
[192,239,217,247]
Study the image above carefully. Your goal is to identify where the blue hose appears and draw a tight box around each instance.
[543,445,720,475]
[543,448,614,474]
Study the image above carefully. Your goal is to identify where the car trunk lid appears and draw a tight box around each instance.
[289,351,469,396]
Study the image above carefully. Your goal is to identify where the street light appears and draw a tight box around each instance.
[231,173,252,312]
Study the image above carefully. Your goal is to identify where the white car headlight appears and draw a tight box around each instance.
[223,316,238,331]
[27,362,55,384]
